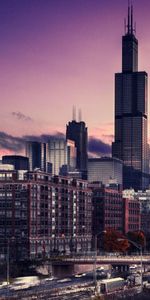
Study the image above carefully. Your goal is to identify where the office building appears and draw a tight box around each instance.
[26,141,46,172]
[112,4,149,190]
[66,117,88,179]
[88,157,123,186]
[2,155,29,171]
[46,139,76,176]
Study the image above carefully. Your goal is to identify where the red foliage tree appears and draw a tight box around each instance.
[103,229,130,253]
[127,230,146,249]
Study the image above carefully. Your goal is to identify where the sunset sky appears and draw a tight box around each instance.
[0,0,150,157]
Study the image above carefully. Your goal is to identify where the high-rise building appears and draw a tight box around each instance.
[66,115,88,179]
[88,157,123,186]
[46,139,76,175]
[26,141,46,172]
[112,4,149,190]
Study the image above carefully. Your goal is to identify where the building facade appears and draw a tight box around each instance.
[66,119,88,179]
[112,4,149,190]
[88,157,123,186]
[90,183,124,236]
[135,190,150,235]
[46,139,76,176]
[0,169,92,260]
[0,170,29,260]
[26,141,47,172]
[123,190,141,234]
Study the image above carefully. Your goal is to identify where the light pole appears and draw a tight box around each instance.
[94,230,106,294]
[6,239,10,286]
[118,237,143,291]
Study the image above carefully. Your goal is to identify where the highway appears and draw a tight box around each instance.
[51,254,150,265]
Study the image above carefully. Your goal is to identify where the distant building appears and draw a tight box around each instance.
[46,139,76,175]
[112,4,149,190]
[26,141,46,172]
[0,170,92,260]
[2,155,29,171]
[0,164,14,171]
[88,157,123,186]
[66,119,88,179]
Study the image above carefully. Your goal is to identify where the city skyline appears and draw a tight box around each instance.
[1,0,150,158]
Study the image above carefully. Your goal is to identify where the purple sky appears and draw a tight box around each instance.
[0,0,150,156]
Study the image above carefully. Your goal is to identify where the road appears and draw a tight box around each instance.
[0,269,108,299]
[52,254,150,265]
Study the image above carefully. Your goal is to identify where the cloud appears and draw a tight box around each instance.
[12,112,33,122]
[88,136,111,157]
[24,132,65,143]
[0,132,25,152]
[0,131,111,158]
[0,131,65,156]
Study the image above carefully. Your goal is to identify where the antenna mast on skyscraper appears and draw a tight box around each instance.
[125,0,136,35]
[72,106,76,121]
[78,109,82,122]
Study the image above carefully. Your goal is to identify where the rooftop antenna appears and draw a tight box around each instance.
[131,3,133,34]
[127,0,130,34]
[134,21,136,34]
[72,105,76,121]
[124,18,127,34]
[78,109,82,122]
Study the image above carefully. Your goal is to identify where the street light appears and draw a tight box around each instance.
[6,239,10,286]
[118,237,143,291]
[94,230,106,294]
[6,236,16,288]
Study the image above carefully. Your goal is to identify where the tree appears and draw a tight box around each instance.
[127,230,146,251]
[103,229,129,253]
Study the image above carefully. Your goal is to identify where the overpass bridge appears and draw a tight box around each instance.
[50,255,150,266]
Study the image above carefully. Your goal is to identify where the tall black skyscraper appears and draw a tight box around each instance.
[112,4,149,190]
[66,111,88,179]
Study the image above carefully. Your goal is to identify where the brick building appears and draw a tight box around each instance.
[122,190,141,234]
[90,183,124,235]
[0,169,92,260]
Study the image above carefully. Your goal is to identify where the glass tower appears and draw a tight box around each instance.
[112,4,149,190]
[46,139,76,175]
[66,119,88,179]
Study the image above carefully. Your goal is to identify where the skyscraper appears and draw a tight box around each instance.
[46,138,76,175]
[66,112,88,179]
[26,141,46,172]
[112,4,149,190]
